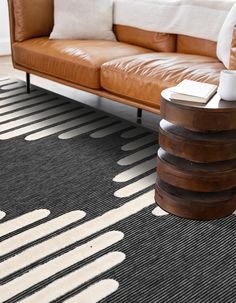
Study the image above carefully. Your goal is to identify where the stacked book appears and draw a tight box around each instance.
[170,80,218,104]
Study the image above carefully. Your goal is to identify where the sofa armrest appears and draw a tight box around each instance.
[7,0,54,43]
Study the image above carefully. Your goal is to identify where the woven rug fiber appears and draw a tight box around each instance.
[1,78,236,303]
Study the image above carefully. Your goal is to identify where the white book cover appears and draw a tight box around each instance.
[170,80,218,103]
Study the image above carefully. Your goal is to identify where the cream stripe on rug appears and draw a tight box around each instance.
[0,95,60,114]
[118,145,157,166]
[114,173,156,198]
[0,209,50,237]
[114,157,156,182]
[0,232,123,302]
[0,109,94,140]
[0,97,68,123]
[1,82,25,90]
[0,190,154,278]
[0,87,30,99]
[0,103,78,132]
[0,211,6,220]
[152,207,169,217]
[59,117,117,139]
[0,79,18,87]
[121,127,148,139]
[19,252,125,303]
[24,112,103,141]
[64,279,119,303]
[90,122,130,138]
[0,91,41,106]
[0,210,86,257]
[122,134,156,151]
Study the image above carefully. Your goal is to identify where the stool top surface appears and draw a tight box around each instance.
[162,88,236,112]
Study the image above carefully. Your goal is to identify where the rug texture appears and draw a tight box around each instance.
[0,78,236,303]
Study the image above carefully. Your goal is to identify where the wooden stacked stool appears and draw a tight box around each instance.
[155,89,236,220]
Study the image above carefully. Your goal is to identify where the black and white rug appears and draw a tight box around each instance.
[1,78,236,303]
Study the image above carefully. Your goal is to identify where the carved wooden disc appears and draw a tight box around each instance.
[156,178,236,220]
[159,120,236,163]
[157,149,236,192]
[161,90,236,132]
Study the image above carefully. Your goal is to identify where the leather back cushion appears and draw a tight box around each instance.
[177,35,217,58]
[114,25,176,52]
[13,0,54,42]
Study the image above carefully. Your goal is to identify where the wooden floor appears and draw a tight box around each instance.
[0,55,160,131]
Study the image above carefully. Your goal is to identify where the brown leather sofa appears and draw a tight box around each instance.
[8,0,236,115]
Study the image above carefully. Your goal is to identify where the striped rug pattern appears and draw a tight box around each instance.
[1,78,236,303]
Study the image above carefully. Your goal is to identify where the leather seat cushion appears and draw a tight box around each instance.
[101,53,225,108]
[13,37,153,89]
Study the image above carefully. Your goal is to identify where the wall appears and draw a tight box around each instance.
[0,0,11,55]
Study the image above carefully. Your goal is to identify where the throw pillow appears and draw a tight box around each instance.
[50,0,116,40]
[217,3,236,68]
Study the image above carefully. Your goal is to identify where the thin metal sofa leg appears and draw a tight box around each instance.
[26,72,31,94]
[137,108,142,120]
